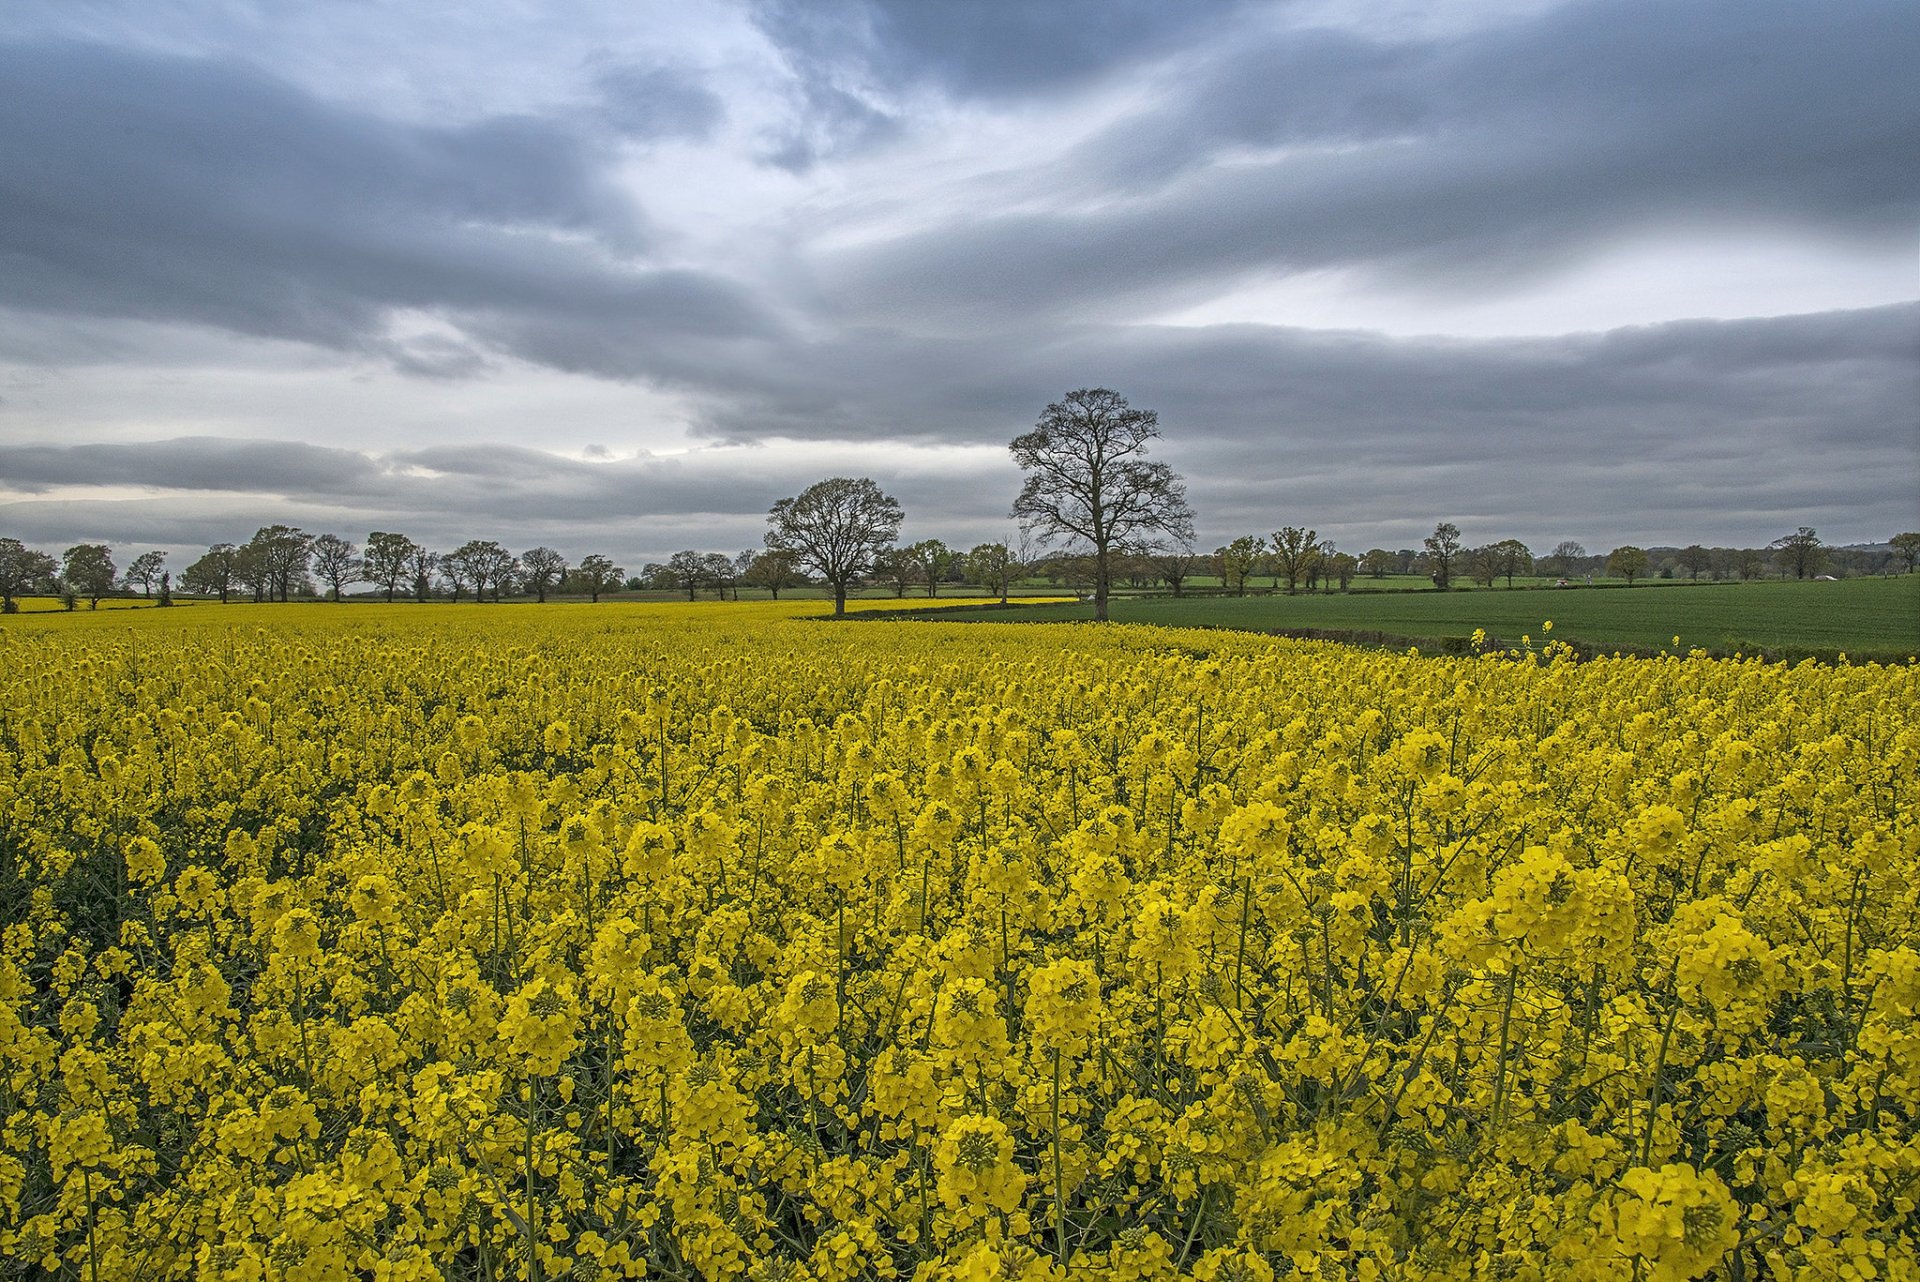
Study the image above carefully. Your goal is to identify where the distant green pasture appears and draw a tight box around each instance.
[927,576,1920,659]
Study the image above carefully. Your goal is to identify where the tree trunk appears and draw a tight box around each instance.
[834,583,848,616]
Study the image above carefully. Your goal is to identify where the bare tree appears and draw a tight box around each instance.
[520,547,568,602]
[665,550,710,600]
[1543,540,1587,577]
[311,533,357,601]
[407,545,440,602]
[767,477,904,617]
[1010,388,1192,622]
[701,551,739,600]
[124,550,167,598]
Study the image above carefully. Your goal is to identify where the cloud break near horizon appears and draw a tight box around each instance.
[1,0,1915,568]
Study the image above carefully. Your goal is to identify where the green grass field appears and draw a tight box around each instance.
[927,576,1920,659]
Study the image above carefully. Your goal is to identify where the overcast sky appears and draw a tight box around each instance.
[2,0,1915,569]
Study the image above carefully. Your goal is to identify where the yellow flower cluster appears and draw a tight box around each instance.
[0,600,1915,1281]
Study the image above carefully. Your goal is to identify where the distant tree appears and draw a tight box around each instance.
[1305,539,1334,591]
[124,550,167,598]
[63,544,116,609]
[310,534,357,601]
[1607,545,1650,585]
[872,547,916,598]
[157,571,172,607]
[1733,547,1764,581]
[0,538,58,612]
[1011,388,1192,622]
[1678,544,1710,580]
[1422,522,1463,589]
[1325,551,1358,591]
[1489,538,1533,588]
[246,525,313,602]
[361,533,419,601]
[1543,540,1587,577]
[234,542,271,602]
[520,547,568,602]
[573,554,623,602]
[701,552,739,600]
[768,477,904,617]
[967,543,1017,603]
[446,540,514,601]
[1892,532,1920,574]
[664,550,710,600]
[903,539,954,597]
[1770,526,1825,580]
[407,545,440,602]
[1359,548,1394,580]
[1270,526,1318,594]
[743,547,802,599]
[1465,546,1501,588]
[1154,543,1201,597]
[1217,535,1265,596]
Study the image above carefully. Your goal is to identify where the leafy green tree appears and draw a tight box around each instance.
[1011,388,1192,622]
[1269,526,1318,594]
[1466,545,1501,588]
[1217,535,1265,596]
[62,544,116,609]
[743,547,802,599]
[1607,545,1650,584]
[572,554,623,602]
[1678,544,1710,579]
[1771,526,1825,580]
[182,543,237,600]
[768,477,904,617]
[1891,532,1920,574]
[363,532,421,601]
[0,538,58,612]
[1422,522,1463,589]
[1359,549,1394,579]
[1489,538,1534,588]
[903,538,954,597]
[967,543,1017,603]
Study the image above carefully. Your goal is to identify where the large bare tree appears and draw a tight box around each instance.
[1010,388,1193,621]
[767,477,903,617]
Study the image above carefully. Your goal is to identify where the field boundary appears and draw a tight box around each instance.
[845,599,1914,666]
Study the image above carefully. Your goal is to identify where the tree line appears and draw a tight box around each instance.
[4,389,1916,616]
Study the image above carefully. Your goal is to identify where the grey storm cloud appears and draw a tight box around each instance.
[0,39,774,359]
[819,0,1919,324]
[5,306,1910,556]
[754,0,1248,98]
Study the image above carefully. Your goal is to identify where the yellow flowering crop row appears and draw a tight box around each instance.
[0,602,1914,1281]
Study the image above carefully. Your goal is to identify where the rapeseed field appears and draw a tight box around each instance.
[1,602,1914,1280]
